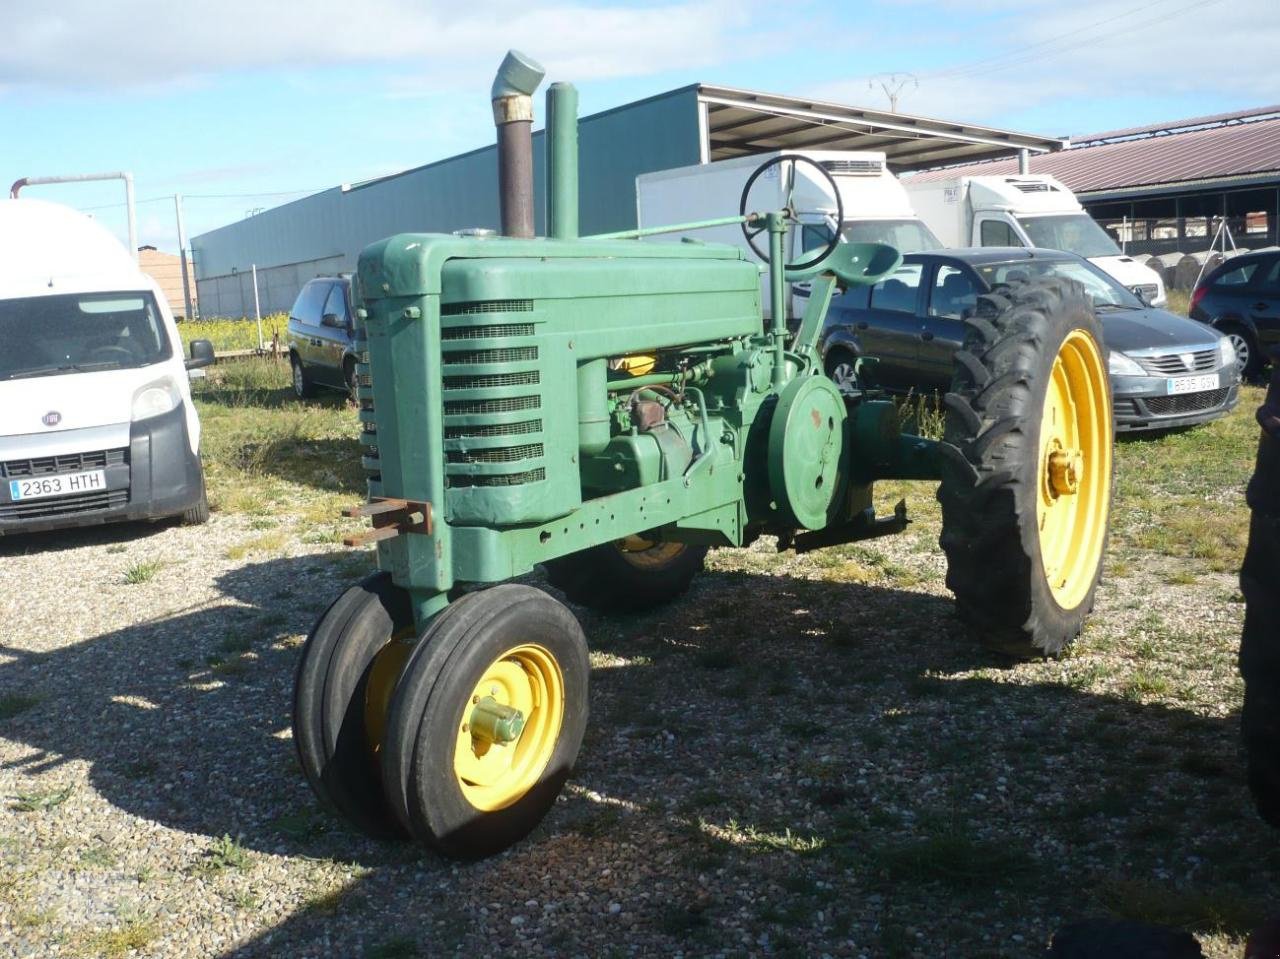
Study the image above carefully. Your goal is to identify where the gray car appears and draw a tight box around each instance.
[286,276,358,398]
[819,248,1241,431]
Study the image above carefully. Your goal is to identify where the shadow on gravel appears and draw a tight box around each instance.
[1,558,1274,957]
[0,518,179,557]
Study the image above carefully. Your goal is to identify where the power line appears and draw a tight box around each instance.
[922,0,1177,80]
[930,0,1227,81]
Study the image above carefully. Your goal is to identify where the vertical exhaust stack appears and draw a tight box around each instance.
[491,50,546,238]
[546,82,579,240]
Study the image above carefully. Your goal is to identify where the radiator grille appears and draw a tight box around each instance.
[440,300,547,494]
[441,299,533,316]
[447,443,544,464]
[0,488,128,520]
[445,420,542,439]
[1,448,127,479]
[1145,388,1230,416]
[443,371,540,390]
[821,159,882,175]
[444,396,540,415]
[449,468,546,488]
[443,347,539,365]
[1135,349,1218,375]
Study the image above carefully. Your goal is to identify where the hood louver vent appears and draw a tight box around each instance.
[1009,181,1056,193]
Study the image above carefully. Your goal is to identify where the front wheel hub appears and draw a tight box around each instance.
[469,696,526,745]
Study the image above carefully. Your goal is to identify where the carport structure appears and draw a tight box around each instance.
[192,83,1064,318]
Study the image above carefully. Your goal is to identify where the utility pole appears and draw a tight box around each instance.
[868,73,918,113]
[174,193,195,321]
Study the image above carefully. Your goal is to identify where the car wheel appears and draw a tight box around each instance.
[1221,324,1261,379]
[824,351,858,395]
[343,357,358,401]
[291,353,316,399]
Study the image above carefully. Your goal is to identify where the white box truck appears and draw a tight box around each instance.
[637,150,941,318]
[904,173,1167,306]
[0,197,214,535]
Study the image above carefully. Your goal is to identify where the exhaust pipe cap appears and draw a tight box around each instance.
[491,49,546,101]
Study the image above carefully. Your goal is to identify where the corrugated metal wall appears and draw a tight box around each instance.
[192,87,702,317]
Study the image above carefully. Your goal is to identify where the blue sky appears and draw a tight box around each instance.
[3,0,1275,253]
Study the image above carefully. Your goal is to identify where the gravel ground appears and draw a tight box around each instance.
[0,476,1276,957]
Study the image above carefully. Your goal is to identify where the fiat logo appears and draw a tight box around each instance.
[42,411,61,427]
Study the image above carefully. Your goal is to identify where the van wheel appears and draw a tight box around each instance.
[291,353,316,398]
[182,470,210,525]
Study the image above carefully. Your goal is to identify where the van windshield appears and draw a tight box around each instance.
[0,291,172,381]
[1016,214,1120,259]
[841,219,942,253]
[976,257,1141,309]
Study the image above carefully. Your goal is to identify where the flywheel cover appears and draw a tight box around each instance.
[767,375,848,529]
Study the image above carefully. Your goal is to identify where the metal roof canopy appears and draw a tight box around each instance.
[697,84,1066,171]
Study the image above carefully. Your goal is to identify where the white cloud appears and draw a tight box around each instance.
[0,0,756,92]
[812,0,1280,130]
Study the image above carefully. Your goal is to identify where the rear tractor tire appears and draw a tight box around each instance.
[937,278,1114,658]
[381,585,589,859]
[543,537,707,611]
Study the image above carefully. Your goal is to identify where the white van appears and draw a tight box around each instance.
[0,198,214,536]
[904,173,1167,306]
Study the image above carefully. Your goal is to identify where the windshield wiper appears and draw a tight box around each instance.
[1093,303,1128,311]
[6,360,122,380]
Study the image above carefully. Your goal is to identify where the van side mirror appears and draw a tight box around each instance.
[186,339,215,370]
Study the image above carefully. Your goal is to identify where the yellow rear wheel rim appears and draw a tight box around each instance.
[616,536,686,570]
[454,644,565,812]
[1036,328,1112,609]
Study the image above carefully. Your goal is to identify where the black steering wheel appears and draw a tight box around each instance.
[738,154,844,273]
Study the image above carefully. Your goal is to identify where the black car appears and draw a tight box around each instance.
[286,276,358,398]
[1190,249,1280,378]
[819,248,1240,431]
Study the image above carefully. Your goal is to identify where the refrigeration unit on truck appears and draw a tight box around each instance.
[904,173,1167,306]
[0,197,215,535]
[636,150,942,319]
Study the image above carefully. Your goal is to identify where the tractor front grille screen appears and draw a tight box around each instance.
[447,444,544,464]
[443,371,540,390]
[450,468,546,488]
[444,396,540,415]
[441,322,536,340]
[443,347,539,365]
[445,419,542,439]
[441,304,550,496]
[440,299,533,316]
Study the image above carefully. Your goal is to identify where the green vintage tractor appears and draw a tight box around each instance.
[291,52,1115,859]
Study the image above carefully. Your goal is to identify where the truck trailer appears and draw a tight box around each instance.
[904,173,1167,306]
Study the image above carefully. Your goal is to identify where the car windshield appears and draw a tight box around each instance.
[0,291,172,381]
[842,219,942,253]
[1015,213,1120,259]
[975,258,1143,309]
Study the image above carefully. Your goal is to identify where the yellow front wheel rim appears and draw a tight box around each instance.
[1036,329,1112,609]
[363,631,414,758]
[454,644,565,812]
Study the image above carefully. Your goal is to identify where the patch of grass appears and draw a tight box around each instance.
[82,920,157,959]
[1123,669,1173,699]
[195,834,253,874]
[79,845,117,869]
[0,694,40,720]
[302,887,352,917]
[122,560,163,584]
[272,809,328,841]
[226,530,289,561]
[10,784,74,812]
[105,544,127,554]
